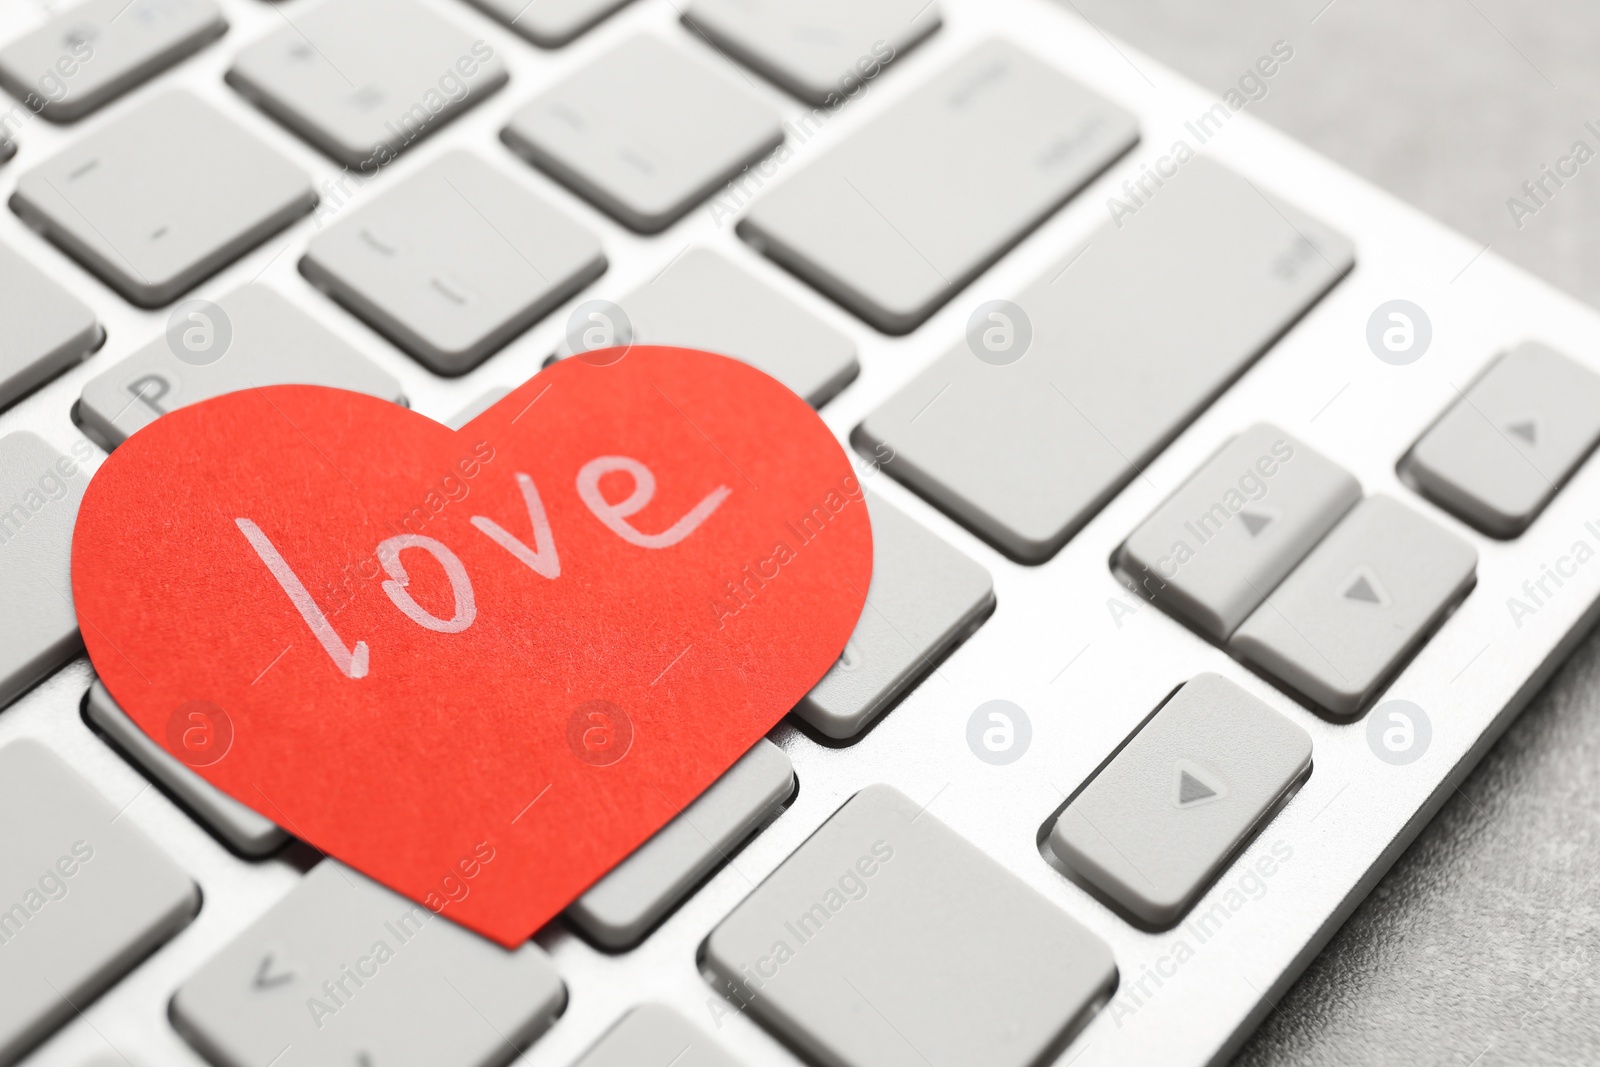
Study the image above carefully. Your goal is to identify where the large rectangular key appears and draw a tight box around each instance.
[0,432,91,709]
[172,861,565,1067]
[0,739,199,1065]
[0,239,102,410]
[857,158,1354,562]
[737,39,1137,333]
[9,91,316,307]
[568,739,793,950]
[704,785,1115,1067]
[1230,495,1477,716]
[0,0,227,122]
[76,284,403,449]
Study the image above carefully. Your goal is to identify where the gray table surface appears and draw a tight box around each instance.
[1062,1,1600,1063]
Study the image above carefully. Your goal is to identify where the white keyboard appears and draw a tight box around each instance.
[3,0,1600,1065]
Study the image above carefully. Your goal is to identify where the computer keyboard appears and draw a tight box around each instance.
[3,0,1600,1065]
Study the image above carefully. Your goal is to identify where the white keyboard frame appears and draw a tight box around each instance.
[2,0,1599,1064]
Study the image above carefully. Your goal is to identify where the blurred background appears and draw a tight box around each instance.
[1065,1,1600,1063]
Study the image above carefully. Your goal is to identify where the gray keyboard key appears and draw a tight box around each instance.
[172,861,565,1067]
[556,247,858,406]
[463,0,635,48]
[0,0,227,123]
[85,681,289,858]
[0,739,199,1065]
[568,739,793,950]
[1401,341,1600,537]
[9,91,315,307]
[796,495,993,739]
[684,0,940,105]
[301,151,605,375]
[856,158,1354,562]
[77,284,403,448]
[575,1005,742,1067]
[503,35,784,233]
[705,784,1115,1067]
[1230,495,1477,716]
[1048,673,1311,928]
[0,433,90,709]
[738,39,1137,334]
[228,0,507,169]
[1117,424,1361,641]
[0,239,102,409]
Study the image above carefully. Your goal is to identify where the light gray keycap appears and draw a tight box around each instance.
[503,35,784,233]
[172,861,565,1067]
[1117,425,1361,641]
[227,0,507,169]
[301,151,605,375]
[575,1005,743,1067]
[0,739,199,1065]
[556,247,858,406]
[705,784,1114,1067]
[85,681,289,858]
[9,91,315,307]
[738,40,1137,334]
[683,0,939,106]
[1230,495,1477,716]
[0,0,227,123]
[77,284,403,449]
[856,158,1354,562]
[1401,342,1600,538]
[447,387,512,430]
[0,433,90,709]
[568,739,793,950]
[1048,673,1311,928]
[463,0,635,48]
[795,495,993,739]
[0,239,102,409]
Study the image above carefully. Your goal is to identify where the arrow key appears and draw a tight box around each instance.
[1048,674,1311,928]
[1116,423,1361,640]
[1230,496,1476,716]
[1402,342,1600,537]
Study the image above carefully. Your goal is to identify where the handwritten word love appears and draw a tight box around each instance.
[238,455,730,679]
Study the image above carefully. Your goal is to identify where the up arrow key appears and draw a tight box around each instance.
[1239,510,1273,537]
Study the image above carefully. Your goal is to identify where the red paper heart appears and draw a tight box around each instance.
[71,346,871,946]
